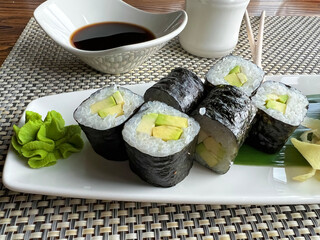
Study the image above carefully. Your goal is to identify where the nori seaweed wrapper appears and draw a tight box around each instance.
[144,67,205,114]
[245,110,298,154]
[246,82,309,154]
[194,85,257,146]
[125,137,197,188]
[77,123,128,160]
[192,85,257,174]
[203,79,216,94]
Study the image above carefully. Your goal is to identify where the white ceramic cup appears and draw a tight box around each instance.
[179,0,250,58]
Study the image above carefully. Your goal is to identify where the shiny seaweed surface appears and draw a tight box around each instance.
[194,85,257,146]
[246,109,298,154]
[144,68,205,114]
[125,137,197,188]
[191,85,257,174]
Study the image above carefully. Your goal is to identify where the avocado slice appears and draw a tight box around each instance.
[155,114,188,128]
[136,113,159,135]
[266,94,280,101]
[267,93,289,103]
[224,65,248,87]
[196,143,219,168]
[266,94,289,104]
[265,93,289,113]
[203,137,225,158]
[224,73,242,87]
[278,94,289,104]
[228,65,241,74]
[152,125,183,141]
[266,100,286,114]
[90,96,116,114]
[98,104,124,118]
[112,91,124,105]
[236,72,248,84]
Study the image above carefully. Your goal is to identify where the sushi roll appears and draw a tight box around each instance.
[122,101,200,187]
[74,85,144,161]
[144,67,205,114]
[247,81,309,153]
[205,55,264,96]
[192,85,257,174]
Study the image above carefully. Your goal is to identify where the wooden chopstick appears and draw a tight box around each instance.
[255,10,266,68]
[244,10,256,63]
[244,10,266,69]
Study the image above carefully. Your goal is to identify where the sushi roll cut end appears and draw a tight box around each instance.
[122,101,200,187]
[74,85,144,161]
[248,81,309,153]
[206,55,264,96]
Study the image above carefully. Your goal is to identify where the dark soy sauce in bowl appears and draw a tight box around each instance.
[70,22,156,51]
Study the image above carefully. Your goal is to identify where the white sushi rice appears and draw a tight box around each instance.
[122,101,200,157]
[252,81,309,126]
[206,55,264,96]
[74,85,144,130]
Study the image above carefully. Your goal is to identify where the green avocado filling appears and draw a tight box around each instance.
[196,130,225,167]
[11,111,84,168]
[152,125,183,141]
[90,91,124,118]
[136,113,188,141]
[265,94,289,114]
[224,65,248,87]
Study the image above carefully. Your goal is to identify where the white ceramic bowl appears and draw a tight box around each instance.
[34,0,187,74]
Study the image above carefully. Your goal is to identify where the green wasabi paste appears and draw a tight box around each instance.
[11,110,84,168]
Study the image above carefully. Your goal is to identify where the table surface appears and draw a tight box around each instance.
[0,0,320,66]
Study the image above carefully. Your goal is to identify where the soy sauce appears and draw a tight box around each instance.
[70,22,156,51]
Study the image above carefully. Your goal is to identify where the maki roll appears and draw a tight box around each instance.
[122,101,200,187]
[192,85,256,174]
[74,85,144,161]
[205,55,264,96]
[247,81,309,153]
[144,67,205,114]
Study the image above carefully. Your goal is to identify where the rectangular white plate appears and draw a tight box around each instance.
[3,75,320,205]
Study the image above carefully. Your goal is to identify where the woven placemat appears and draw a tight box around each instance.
[0,16,320,239]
